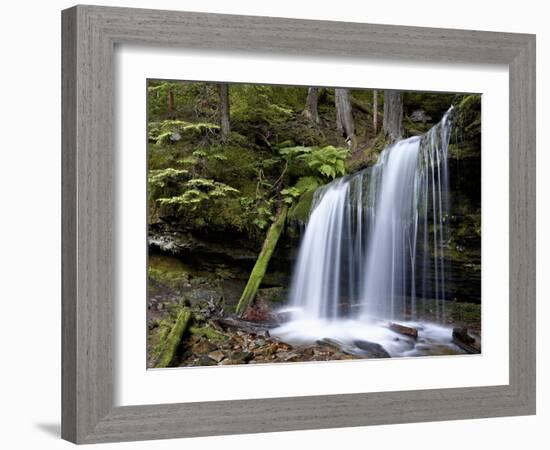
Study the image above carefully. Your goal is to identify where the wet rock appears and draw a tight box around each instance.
[229,351,253,364]
[389,322,419,339]
[170,131,181,142]
[317,338,357,356]
[256,287,288,305]
[197,355,217,366]
[452,327,481,354]
[208,350,226,363]
[271,310,292,324]
[410,109,432,123]
[276,351,301,362]
[219,358,237,365]
[353,340,391,358]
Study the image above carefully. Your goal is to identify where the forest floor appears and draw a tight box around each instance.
[147,253,481,368]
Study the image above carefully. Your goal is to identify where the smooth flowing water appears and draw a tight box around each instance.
[273,109,455,356]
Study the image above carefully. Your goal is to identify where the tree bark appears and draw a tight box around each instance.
[334,88,357,151]
[373,89,378,134]
[167,88,175,118]
[235,205,288,316]
[303,87,320,124]
[383,90,404,141]
[218,83,230,141]
[155,308,192,368]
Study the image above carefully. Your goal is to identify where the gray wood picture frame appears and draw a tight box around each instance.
[61,4,536,444]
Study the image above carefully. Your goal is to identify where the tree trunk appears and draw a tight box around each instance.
[373,89,378,134]
[303,87,320,124]
[335,88,357,151]
[218,83,230,141]
[155,308,192,368]
[235,205,288,316]
[167,88,175,118]
[383,90,403,141]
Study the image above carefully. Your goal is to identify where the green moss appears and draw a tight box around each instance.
[155,307,193,368]
[235,205,288,315]
[449,94,481,159]
[288,189,315,223]
[190,324,227,342]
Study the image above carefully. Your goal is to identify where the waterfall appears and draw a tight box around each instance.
[286,108,453,326]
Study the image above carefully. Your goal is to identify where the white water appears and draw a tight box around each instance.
[273,109,456,357]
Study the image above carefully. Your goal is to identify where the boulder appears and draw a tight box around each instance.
[389,322,419,339]
[353,340,391,358]
[410,109,432,123]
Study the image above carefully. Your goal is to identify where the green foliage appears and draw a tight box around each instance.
[146,80,479,257]
[148,168,189,205]
[231,85,299,127]
[280,145,348,180]
[454,95,481,140]
[148,168,189,187]
[449,95,482,159]
[404,92,457,122]
[158,178,240,209]
[148,120,220,144]
[239,196,274,232]
[281,176,320,204]
[287,188,316,223]
[302,146,348,179]
[147,81,219,122]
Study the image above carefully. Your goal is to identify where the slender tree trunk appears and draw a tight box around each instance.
[373,89,378,134]
[383,90,404,141]
[335,88,357,151]
[303,87,320,124]
[235,205,288,316]
[218,83,231,141]
[167,88,175,118]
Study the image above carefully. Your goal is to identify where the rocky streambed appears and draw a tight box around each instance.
[147,249,481,368]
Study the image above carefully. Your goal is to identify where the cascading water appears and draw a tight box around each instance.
[273,108,454,356]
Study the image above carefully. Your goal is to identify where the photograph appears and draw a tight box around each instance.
[146,80,482,368]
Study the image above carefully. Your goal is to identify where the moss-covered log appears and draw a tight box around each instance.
[155,307,192,368]
[235,205,288,315]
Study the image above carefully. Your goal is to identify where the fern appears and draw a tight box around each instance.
[148,168,188,189]
[158,178,240,210]
[148,120,221,144]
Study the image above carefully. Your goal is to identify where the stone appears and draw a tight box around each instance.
[389,322,419,339]
[353,340,391,358]
[229,351,253,364]
[197,356,217,366]
[192,339,216,355]
[170,131,182,142]
[410,109,432,123]
[276,351,301,362]
[208,350,226,363]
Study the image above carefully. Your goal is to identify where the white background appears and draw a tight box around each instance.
[116,47,509,405]
[0,1,546,449]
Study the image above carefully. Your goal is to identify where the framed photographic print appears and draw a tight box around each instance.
[62,5,536,444]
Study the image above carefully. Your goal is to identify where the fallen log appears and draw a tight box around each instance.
[389,322,419,339]
[452,327,481,354]
[216,316,272,337]
[155,307,192,368]
[235,205,288,315]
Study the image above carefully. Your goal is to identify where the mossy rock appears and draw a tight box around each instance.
[189,324,227,343]
[256,287,288,305]
[288,189,315,224]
